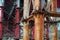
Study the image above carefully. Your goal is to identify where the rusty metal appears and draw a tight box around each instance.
[15,0,20,39]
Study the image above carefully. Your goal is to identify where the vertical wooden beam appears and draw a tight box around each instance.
[52,24,57,40]
[23,0,30,19]
[23,0,30,40]
[34,0,40,10]
[52,0,57,12]
[34,14,44,40]
[52,0,57,40]
[34,0,44,40]
[23,22,29,40]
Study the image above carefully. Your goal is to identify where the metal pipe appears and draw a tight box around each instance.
[23,0,30,19]
[15,8,20,39]
[23,22,29,40]
[15,0,20,39]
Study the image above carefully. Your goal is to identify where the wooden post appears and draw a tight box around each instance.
[52,0,57,40]
[23,0,30,40]
[33,0,44,40]
[23,22,29,40]
[34,0,40,10]
[23,0,30,19]
[34,14,44,40]
[52,24,57,40]
[52,0,57,12]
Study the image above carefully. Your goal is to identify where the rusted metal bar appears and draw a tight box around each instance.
[15,8,20,39]
[15,0,20,39]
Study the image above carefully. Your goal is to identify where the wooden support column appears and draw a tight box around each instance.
[33,0,44,40]
[52,24,57,40]
[34,14,44,40]
[23,0,30,40]
[52,0,57,40]
[23,22,29,40]
[52,0,57,12]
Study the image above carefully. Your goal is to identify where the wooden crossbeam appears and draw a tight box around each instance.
[22,10,60,22]
[45,20,60,23]
[22,13,60,23]
[44,11,60,17]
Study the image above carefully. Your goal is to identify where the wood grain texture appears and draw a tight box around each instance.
[34,14,44,40]
[23,23,29,40]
